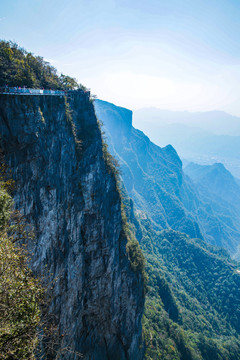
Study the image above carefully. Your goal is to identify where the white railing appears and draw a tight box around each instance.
[0,87,66,96]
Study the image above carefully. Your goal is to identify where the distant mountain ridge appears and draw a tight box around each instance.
[184,162,240,205]
[95,99,240,258]
[184,162,240,259]
[133,108,240,136]
[95,99,202,238]
[95,100,240,360]
[133,108,240,178]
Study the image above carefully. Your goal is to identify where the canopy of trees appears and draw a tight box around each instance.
[0,40,80,90]
[142,227,240,360]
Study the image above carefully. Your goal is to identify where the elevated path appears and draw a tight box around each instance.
[0,87,66,96]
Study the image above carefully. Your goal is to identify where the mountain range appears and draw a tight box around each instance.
[94,99,240,359]
[133,108,240,178]
[95,99,240,259]
[1,40,240,360]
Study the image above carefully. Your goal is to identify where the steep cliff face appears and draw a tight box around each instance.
[94,99,240,257]
[94,100,240,360]
[94,99,202,239]
[0,93,144,359]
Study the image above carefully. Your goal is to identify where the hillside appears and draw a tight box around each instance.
[95,99,240,358]
[95,99,240,258]
[133,109,240,178]
[184,162,240,259]
[143,228,240,360]
[121,191,240,360]
[95,99,202,238]
[1,40,240,360]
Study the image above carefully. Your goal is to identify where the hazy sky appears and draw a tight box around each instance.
[1,0,240,115]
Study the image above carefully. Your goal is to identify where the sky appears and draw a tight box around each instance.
[1,0,240,115]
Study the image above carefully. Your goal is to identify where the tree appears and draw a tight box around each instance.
[0,163,43,359]
[59,74,79,90]
[0,40,82,90]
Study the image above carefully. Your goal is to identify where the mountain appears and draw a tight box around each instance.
[1,40,240,360]
[95,99,240,258]
[133,108,240,178]
[141,226,240,360]
[133,108,240,136]
[0,92,145,359]
[95,99,202,238]
[95,99,240,359]
[184,162,240,206]
[184,162,240,259]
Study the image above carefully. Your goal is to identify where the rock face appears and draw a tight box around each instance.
[94,99,240,257]
[94,99,202,239]
[0,93,144,359]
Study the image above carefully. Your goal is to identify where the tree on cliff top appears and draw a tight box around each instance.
[0,40,79,90]
[0,163,44,359]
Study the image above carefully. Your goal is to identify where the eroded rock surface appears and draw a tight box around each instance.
[0,93,144,359]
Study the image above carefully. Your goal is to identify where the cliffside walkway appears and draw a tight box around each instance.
[0,87,66,96]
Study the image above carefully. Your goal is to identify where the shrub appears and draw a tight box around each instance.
[0,163,43,359]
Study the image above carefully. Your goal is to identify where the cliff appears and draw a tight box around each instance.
[95,99,240,257]
[95,100,240,360]
[0,92,144,359]
[94,99,201,239]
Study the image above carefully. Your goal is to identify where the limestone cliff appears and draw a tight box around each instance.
[94,99,240,256]
[0,92,144,359]
[94,99,202,239]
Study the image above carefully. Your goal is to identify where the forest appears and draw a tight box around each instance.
[0,40,80,90]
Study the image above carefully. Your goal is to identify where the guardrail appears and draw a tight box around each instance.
[0,87,66,96]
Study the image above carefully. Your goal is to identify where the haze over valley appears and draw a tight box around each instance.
[133,108,240,178]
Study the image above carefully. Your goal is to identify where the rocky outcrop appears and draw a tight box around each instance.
[94,99,202,239]
[0,93,144,359]
[94,99,240,257]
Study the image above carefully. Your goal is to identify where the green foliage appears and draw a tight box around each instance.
[119,194,148,290]
[0,235,43,359]
[123,197,240,359]
[139,224,240,360]
[97,119,147,285]
[64,97,74,124]
[0,40,79,90]
[0,188,12,232]
[64,97,82,159]
[0,165,43,359]
[94,96,240,359]
[102,140,121,176]
[59,74,78,90]
[97,119,121,177]
[126,238,146,273]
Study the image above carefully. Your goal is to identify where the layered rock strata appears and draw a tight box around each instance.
[0,92,144,359]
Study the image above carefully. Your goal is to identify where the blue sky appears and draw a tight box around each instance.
[1,0,240,114]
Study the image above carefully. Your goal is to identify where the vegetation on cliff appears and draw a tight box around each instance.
[99,120,147,286]
[0,40,82,90]
[0,163,43,359]
[95,99,240,359]
[95,99,240,258]
[140,225,240,360]
[123,200,240,359]
[122,179,240,359]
